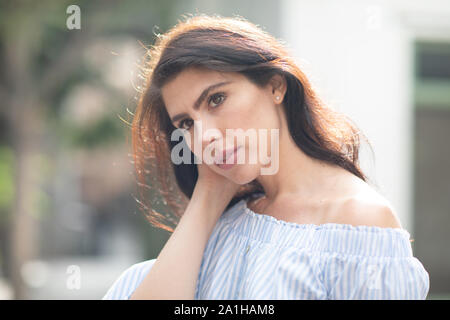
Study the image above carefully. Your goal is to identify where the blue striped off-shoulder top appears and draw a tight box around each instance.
[102,197,430,300]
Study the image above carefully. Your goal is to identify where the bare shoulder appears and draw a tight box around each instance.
[328,181,403,229]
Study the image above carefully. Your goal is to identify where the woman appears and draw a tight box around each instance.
[103,14,429,300]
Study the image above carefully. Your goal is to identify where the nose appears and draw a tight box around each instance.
[192,118,223,160]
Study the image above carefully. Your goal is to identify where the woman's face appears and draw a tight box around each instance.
[161,66,286,184]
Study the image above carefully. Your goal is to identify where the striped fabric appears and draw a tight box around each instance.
[102,198,430,300]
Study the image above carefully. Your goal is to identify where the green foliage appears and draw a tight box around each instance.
[0,146,14,222]
[64,114,127,149]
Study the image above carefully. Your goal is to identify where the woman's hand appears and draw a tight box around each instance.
[195,161,241,206]
[130,161,239,300]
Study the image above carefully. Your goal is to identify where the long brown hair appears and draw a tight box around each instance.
[131,14,374,233]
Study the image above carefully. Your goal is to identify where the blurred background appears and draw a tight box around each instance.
[0,0,449,299]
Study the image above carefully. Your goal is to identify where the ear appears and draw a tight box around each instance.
[268,73,287,104]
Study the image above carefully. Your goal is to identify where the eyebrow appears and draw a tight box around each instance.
[170,80,232,124]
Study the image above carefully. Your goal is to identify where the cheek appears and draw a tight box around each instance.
[180,130,201,160]
[226,102,274,132]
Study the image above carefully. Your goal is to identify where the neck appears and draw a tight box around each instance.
[256,125,351,204]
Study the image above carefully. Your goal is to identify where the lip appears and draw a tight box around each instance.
[214,146,240,169]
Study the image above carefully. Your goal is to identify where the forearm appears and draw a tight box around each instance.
[129,185,231,300]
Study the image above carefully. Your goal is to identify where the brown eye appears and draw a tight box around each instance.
[208,92,226,108]
[179,118,193,130]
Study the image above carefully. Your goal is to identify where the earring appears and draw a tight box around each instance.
[276,96,280,101]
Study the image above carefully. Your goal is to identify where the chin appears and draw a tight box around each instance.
[218,163,261,185]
